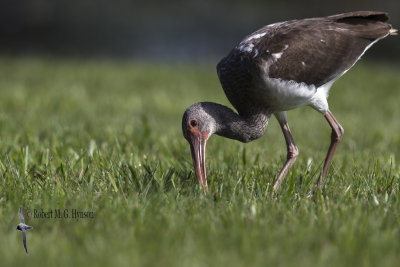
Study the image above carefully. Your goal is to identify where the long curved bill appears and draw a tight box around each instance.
[189,136,208,191]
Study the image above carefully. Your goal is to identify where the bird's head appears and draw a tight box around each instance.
[182,103,217,191]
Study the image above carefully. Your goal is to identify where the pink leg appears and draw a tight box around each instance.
[273,121,299,192]
[316,111,344,189]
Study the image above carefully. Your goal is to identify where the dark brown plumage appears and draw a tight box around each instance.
[182,11,397,193]
[217,11,395,115]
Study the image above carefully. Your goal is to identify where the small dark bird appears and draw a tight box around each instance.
[182,11,397,193]
[16,207,33,254]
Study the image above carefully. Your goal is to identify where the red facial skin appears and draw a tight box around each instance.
[187,118,209,191]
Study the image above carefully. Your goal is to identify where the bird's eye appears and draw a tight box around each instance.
[190,119,198,127]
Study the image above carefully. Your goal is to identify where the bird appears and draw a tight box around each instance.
[182,11,397,193]
[16,207,33,255]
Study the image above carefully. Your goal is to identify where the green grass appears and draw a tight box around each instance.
[0,57,399,267]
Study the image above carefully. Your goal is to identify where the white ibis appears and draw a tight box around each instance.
[182,11,397,193]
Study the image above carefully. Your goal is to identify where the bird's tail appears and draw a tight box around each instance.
[389,28,398,35]
[330,11,396,40]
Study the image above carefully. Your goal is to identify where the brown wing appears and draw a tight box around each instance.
[255,11,392,87]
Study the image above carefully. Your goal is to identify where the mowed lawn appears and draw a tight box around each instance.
[0,57,399,267]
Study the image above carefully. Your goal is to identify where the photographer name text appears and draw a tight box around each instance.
[28,209,94,220]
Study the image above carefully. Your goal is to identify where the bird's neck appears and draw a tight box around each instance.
[205,102,271,143]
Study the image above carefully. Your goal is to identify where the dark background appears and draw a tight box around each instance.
[1,0,399,62]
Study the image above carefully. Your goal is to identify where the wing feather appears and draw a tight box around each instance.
[22,229,28,254]
[19,207,25,224]
[252,12,393,86]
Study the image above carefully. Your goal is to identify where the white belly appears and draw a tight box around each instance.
[259,75,333,114]
[261,76,316,110]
